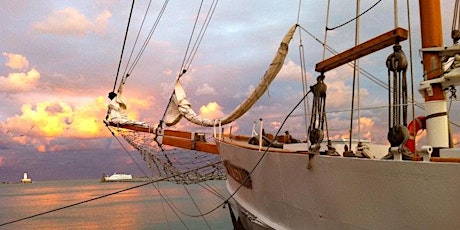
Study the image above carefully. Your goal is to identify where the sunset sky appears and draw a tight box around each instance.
[1,0,458,181]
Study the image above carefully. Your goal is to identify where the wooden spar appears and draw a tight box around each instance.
[104,120,218,154]
[315,27,408,73]
[162,136,219,154]
[104,120,155,133]
[430,157,460,163]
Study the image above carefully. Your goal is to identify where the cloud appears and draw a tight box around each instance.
[94,10,112,34]
[195,83,217,95]
[0,53,40,93]
[7,102,71,138]
[0,52,40,92]
[270,121,281,130]
[0,68,40,93]
[0,93,157,153]
[319,68,369,109]
[0,51,159,152]
[4,97,107,142]
[358,116,375,140]
[3,52,29,70]
[233,84,255,99]
[278,59,314,81]
[199,102,224,119]
[33,7,112,36]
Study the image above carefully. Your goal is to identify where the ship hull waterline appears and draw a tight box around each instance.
[218,141,460,229]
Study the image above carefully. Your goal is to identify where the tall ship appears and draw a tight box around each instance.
[105,1,460,229]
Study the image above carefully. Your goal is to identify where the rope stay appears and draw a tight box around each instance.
[111,0,136,94]
[349,0,362,146]
[159,0,219,125]
[297,25,424,110]
[178,0,219,78]
[326,0,383,31]
[0,160,224,227]
[452,0,460,44]
[110,0,170,94]
[122,0,170,83]
[180,0,219,76]
[296,0,311,139]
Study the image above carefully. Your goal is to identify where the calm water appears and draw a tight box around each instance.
[0,179,232,229]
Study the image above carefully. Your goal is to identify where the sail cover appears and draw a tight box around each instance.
[106,83,150,128]
[164,24,298,127]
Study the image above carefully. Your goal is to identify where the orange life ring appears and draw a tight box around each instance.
[405,116,426,153]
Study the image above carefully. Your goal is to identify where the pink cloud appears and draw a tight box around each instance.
[0,68,40,92]
[195,83,217,95]
[278,59,314,81]
[0,53,40,92]
[1,94,157,153]
[5,98,107,139]
[3,52,29,70]
[199,102,224,119]
[33,7,112,36]
[0,51,156,152]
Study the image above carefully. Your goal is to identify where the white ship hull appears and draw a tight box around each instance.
[219,141,460,229]
[102,173,133,182]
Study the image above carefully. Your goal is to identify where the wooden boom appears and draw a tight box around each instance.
[315,27,408,73]
[104,121,218,154]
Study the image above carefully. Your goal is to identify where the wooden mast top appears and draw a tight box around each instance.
[419,0,445,101]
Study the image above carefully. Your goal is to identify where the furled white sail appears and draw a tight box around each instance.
[107,84,129,124]
[164,24,298,127]
[106,84,149,127]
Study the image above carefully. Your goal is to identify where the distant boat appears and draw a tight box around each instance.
[21,172,32,183]
[101,173,133,182]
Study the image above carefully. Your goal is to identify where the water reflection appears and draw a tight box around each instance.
[0,179,231,229]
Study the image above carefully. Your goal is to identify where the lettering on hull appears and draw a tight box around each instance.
[223,160,252,189]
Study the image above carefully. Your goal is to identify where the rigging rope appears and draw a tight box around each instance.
[349,0,362,145]
[178,0,205,75]
[406,0,417,150]
[106,124,227,226]
[297,0,311,143]
[122,0,170,83]
[326,0,383,31]
[299,39,310,139]
[178,0,219,77]
[107,125,217,228]
[112,0,136,93]
[0,161,223,227]
[452,0,460,44]
[323,0,331,60]
[183,183,212,229]
[297,25,424,111]
[181,0,219,74]
[182,89,314,219]
[160,0,219,124]
[110,0,170,100]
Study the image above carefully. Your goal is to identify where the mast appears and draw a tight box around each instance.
[419,0,449,156]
